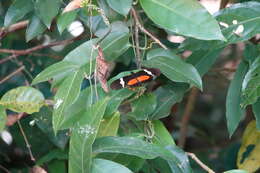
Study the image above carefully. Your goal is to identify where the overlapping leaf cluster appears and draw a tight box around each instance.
[1,0,260,172]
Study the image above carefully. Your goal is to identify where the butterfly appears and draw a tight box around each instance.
[110,68,161,90]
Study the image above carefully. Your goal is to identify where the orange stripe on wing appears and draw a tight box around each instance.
[127,75,150,86]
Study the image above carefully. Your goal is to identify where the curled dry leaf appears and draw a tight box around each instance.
[96,45,112,93]
[29,166,47,173]
[63,0,83,13]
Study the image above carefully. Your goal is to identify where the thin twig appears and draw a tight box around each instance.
[0,35,84,55]
[178,87,199,148]
[211,67,237,73]
[0,164,10,173]
[17,119,35,161]
[186,152,215,173]
[131,8,168,50]
[30,53,62,59]
[0,66,25,84]
[0,20,29,39]
[0,54,18,65]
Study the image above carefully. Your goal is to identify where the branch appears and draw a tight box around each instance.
[0,165,10,173]
[17,118,35,161]
[178,87,199,148]
[0,35,84,55]
[0,55,18,65]
[186,152,215,173]
[131,8,168,50]
[211,67,237,73]
[0,20,29,39]
[0,66,25,84]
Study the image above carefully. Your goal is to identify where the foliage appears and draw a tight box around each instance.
[0,0,260,172]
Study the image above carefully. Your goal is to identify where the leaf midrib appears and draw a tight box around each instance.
[146,0,198,26]
[149,58,201,88]
[56,71,80,129]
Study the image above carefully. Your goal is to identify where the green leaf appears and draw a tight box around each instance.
[241,56,260,107]
[181,2,260,52]
[106,0,132,16]
[0,105,6,132]
[37,149,68,165]
[34,107,69,149]
[243,44,260,64]
[57,10,78,34]
[32,61,79,85]
[143,49,202,90]
[92,159,133,173]
[140,0,224,40]
[48,160,66,173]
[4,0,33,26]
[186,48,224,76]
[26,15,46,42]
[105,88,134,116]
[60,86,133,129]
[0,86,45,114]
[151,84,187,120]
[152,120,175,146]
[35,0,60,28]
[215,2,260,44]
[226,61,248,136]
[252,98,260,131]
[99,154,144,172]
[128,93,157,121]
[93,136,173,159]
[93,136,189,172]
[64,30,130,71]
[59,86,105,129]
[166,145,192,173]
[100,31,130,61]
[224,170,249,173]
[69,98,109,173]
[97,112,120,137]
[52,68,84,132]
[147,158,172,173]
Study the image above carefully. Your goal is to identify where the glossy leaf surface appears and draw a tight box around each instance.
[107,0,132,16]
[143,49,202,90]
[226,61,248,136]
[140,0,224,40]
[52,68,84,132]
[4,0,33,26]
[35,0,60,28]
[128,93,157,120]
[26,15,46,42]
[241,56,260,107]
[32,61,79,85]
[151,84,187,120]
[57,10,78,34]
[69,98,109,173]
[92,159,133,173]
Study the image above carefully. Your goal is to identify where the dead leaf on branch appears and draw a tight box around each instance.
[95,45,112,93]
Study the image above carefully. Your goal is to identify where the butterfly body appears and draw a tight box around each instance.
[110,68,160,90]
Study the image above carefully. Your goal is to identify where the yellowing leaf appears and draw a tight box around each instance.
[97,112,120,137]
[237,121,260,172]
[0,87,45,114]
